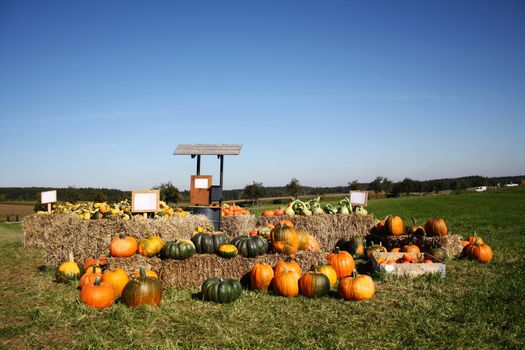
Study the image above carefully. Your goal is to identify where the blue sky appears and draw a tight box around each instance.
[1,0,524,190]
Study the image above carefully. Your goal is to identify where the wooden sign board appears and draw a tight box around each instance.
[190,175,212,205]
[41,190,57,204]
[350,191,368,206]
[131,190,160,213]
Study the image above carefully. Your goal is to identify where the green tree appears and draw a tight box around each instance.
[242,181,266,206]
[368,176,384,193]
[154,182,183,205]
[348,180,362,191]
[285,178,303,198]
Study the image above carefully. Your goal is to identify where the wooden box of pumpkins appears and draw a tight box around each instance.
[371,252,446,278]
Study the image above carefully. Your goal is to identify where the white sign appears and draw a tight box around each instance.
[41,190,57,204]
[195,178,209,189]
[132,190,160,212]
[350,191,368,206]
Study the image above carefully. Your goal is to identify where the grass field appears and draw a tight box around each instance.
[1,188,524,349]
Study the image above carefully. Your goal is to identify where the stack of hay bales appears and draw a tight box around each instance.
[221,214,256,237]
[366,233,464,258]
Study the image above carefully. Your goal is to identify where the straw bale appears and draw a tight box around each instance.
[365,233,464,258]
[160,250,324,288]
[22,214,212,266]
[221,214,256,237]
[257,214,376,251]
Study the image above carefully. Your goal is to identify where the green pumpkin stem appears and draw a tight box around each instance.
[352,270,357,278]
[94,276,101,286]
[119,233,126,240]
[411,217,417,226]
[139,267,147,279]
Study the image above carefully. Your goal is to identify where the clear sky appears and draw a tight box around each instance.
[1,0,524,190]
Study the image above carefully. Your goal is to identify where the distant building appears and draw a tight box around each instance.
[504,183,519,187]
[520,179,525,186]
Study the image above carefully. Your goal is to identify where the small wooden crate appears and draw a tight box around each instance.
[371,252,446,278]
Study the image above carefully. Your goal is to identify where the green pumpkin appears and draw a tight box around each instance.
[366,241,387,259]
[336,237,366,258]
[55,253,84,283]
[191,232,230,254]
[121,268,163,307]
[201,278,242,304]
[299,272,330,298]
[230,235,269,258]
[160,240,196,260]
[429,247,447,261]
[217,244,238,258]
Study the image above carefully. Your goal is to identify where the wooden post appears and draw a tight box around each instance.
[196,155,201,175]
[143,212,147,219]
[47,203,51,214]
[218,155,224,230]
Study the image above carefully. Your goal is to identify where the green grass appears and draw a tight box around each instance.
[1,189,525,349]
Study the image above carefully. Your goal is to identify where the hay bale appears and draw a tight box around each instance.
[365,233,464,258]
[160,251,324,288]
[257,214,376,251]
[22,214,212,266]
[221,214,256,237]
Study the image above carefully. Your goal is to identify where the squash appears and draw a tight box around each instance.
[327,248,355,279]
[305,234,320,252]
[201,278,242,303]
[109,234,138,257]
[316,265,337,287]
[80,277,115,309]
[121,268,163,307]
[79,265,103,289]
[160,240,196,260]
[299,271,330,298]
[270,226,299,255]
[250,263,274,292]
[366,242,387,259]
[402,245,420,253]
[83,255,108,271]
[468,236,484,245]
[338,272,375,301]
[138,235,165,257]
[56,252,83,283]
[424,218,448,237]
[273,258,302,280]
[279,219,294,228]
[390,247,401,253]
[386,215,404,236]
[217,244,238,258]
[133,269,158,279]
[191,232,230,254]
[230,235,268,258]
[376,217,387,235]
[336,237,366,258]
[404,217,426,236]
[101,268,129,296]
[295,229,310,250]
[429,247,447,261]
[272,269,299,297]
[465,242,493,263]
[257,226,272,240]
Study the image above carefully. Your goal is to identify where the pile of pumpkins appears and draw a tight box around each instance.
[374,216,448,237]
[461,235,493,263]
[221,203,250,216]
[55,253,162,310]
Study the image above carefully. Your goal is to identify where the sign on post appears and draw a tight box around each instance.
[41,190,57,213]
[349,190,368,206]
[131,190,160,217]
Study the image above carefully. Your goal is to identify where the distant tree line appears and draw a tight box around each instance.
[0,175,523,204]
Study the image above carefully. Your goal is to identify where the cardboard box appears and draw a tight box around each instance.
[371,252,446,278]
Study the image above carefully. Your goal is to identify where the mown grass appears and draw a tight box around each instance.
[1,188,524,349]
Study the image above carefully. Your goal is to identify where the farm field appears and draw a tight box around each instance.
[0,203,35,222]
[1,188,524,349]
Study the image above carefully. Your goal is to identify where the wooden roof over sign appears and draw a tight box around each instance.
[173,144,242,156]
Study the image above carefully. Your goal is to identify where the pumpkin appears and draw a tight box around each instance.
[56,252,83,283]
[386,215,404,236]
[299,271,330,298]
[429,247,447,261]
[80,277,115,309]
[83,255,108,271]
[109,234,138,257]
[272,269,299,297]
[230,235,268,258]
[160,240,196,260]
[376,218,387,234]
[402,245,420,253]
[424,218,448,237]
[191,232,230,254]
[402,253,419,263]
[121,268,163,307]
[138,235,165,257]
[257,226,272,240]
[390,247,401,253]
[201,278,242,303]
[404,217,426,236]
[79,265,103,289]
[133,270,158,279]
[338,272,375,301]
[295,229,310,250]
[262,210,274,217]
[101,268,129,296]
[466,242,493,263]
[217,244,238,258]
[327,248,355,279]
[270,226,299,255]
[316,265,337,288]
[250,263,274,292]
[273,258,302,280]
[366,242,387,259]
[468,236,484,245]
[336,237,366,258]
[279,219,294,228]
[305,234,320,252]
[462,240,470,247]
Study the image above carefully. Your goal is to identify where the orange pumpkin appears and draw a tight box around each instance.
[109,234,138,257]
[402,245,420,253]
[376,218,387,234]
[305,234,320,252]
[80,277,115,309]
[327,248,355,279]
[101,268,130,296]
[316,265,337,287]
[270,226,299,255]
[338,273,375,301]
[79,266,103,289]
[274,259,302,280]
[468,236,484,245]
[386,215,404,236]
[402,254,418,263]
[424,217,448,237]
[83,255,107,270]
[262,210,274,217]
[250,263,274,292]
[279,219,294,228]
[390,247,401,253]
[466,242,493,263]
[295,229,310,250]
[272,269,299,297]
